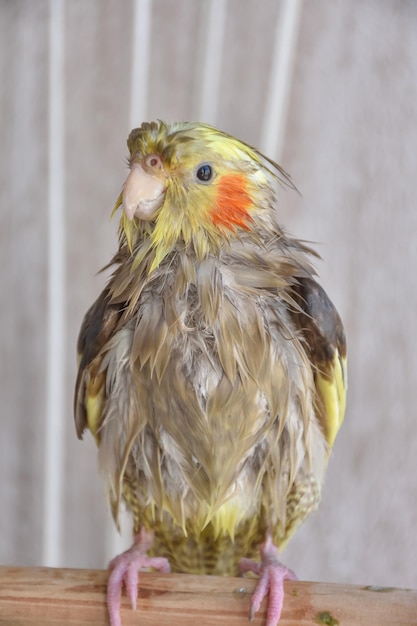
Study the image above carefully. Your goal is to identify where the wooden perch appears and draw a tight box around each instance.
[0,566,416,625]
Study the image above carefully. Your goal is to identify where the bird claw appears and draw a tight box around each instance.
[107,529,170,626]
[239,536,297,626]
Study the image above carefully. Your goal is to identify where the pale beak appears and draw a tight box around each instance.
[122,162,166,221]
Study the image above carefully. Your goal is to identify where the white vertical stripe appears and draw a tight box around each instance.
[129,0,152,128]
[43,0,65,567]
[106,0,153,562]
[260,0,303,161]
[198,0,228,125]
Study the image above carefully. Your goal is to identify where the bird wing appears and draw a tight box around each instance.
[290,277,347,450]
[74,288,124,442]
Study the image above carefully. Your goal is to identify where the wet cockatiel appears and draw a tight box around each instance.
[74,121,347,626]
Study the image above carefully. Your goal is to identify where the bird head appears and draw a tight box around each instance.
[113,121,292,272]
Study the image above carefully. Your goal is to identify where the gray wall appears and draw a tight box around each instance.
[1,0,416,590]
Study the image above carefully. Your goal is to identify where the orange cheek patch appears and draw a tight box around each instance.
[211,174,254,231]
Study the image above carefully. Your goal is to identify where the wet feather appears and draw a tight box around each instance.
[74,120,347,576]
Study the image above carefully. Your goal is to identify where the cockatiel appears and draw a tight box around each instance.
[74,120,347,626]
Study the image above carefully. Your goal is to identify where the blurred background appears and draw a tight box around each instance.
[1,0,417,591]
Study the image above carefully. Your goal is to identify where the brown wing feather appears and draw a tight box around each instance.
[290,277,347,449]
[74,288,124,439]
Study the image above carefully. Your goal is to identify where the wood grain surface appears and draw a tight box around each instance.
[0,567,416,626]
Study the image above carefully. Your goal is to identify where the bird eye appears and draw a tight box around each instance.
[196,163,214,182]
[145,154,163,170]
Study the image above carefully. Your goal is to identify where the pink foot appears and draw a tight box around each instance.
[239,535,297,626]
[107,528,170,626]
